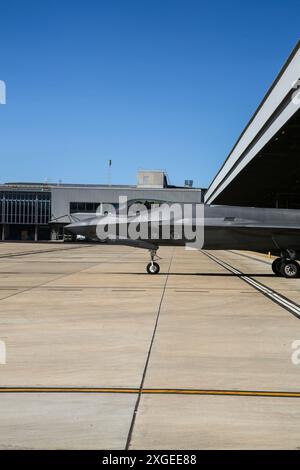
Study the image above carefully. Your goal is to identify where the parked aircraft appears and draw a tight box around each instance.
[66,200,300,278]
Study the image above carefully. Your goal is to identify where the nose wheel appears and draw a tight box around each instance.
[147,261,160,274]
[146,248,160,274]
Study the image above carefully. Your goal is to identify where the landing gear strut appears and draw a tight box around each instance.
[146,249,160,274]
[272,250,300,278]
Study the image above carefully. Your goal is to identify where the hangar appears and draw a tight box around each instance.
[205,40,300,209]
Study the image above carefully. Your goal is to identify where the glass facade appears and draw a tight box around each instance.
[0,191,51,225]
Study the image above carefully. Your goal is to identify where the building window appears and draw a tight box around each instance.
[70,202,101,213]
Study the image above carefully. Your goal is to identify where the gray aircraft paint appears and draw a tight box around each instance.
[66,203,300,258]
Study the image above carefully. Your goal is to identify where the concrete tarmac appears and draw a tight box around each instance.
[0,243,299,449]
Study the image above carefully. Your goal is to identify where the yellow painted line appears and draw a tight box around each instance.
[0,387,300,398]
[0,388,138,394]
[154,389,300,398]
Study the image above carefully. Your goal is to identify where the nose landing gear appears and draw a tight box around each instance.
[146,249,161,274]
[272,250,300,278]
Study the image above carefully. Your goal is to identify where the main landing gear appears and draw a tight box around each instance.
[272,250,300,278]
[146,249,161,274]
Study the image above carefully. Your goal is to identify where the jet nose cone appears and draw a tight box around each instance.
[65,217,100,240]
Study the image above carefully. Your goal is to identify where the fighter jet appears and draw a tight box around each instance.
[66,199,300,278]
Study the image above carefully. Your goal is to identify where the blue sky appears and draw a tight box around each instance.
[0,0,299,188]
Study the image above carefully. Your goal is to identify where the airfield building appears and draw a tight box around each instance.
[0,171,205,241]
